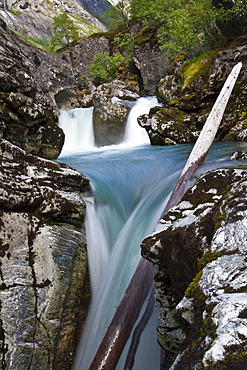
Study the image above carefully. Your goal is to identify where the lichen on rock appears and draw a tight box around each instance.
[142,167,247,369]
[0,138,89,369]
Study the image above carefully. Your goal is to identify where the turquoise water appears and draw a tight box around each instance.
[57,141,247,370]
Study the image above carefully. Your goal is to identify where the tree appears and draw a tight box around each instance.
[130,0,217,57]
[103,0,131,29]
[49,13,80,51]
[89,52,125,84]
[129,0,246,57]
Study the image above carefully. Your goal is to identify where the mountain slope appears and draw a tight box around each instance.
[0,0,110,40]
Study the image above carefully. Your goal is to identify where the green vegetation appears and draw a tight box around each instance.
[9,8,21,15]
[48,13,80,51]
[181,49,219,90]
[102,0,246,58]
[89,52,125,84]
[88,0,246,83]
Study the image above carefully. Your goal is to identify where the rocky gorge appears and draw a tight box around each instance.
[0,2,247,369]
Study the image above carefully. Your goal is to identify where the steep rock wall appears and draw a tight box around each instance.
[142,165,247,369]
[0,138,90,369]
[0,0,107,40]
[0,20,82,159]
[139,42,247,146]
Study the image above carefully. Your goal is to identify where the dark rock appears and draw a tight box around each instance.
[212,0,247,38]
[139,106,200,146]
[92,80,139,146]
[133,34,169,95]
[0,22,81,159]
[142,167,247,368]
[0,138,89,369]
[142,43,247,145]
[63,35,110,82]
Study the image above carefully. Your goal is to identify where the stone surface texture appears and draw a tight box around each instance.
[142,167,247,369]
[0,138,89,369]
[93,80,139,146]
[139,42,247,146]
[0,0,106,40]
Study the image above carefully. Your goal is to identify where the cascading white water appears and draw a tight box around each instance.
[124,96,161,145]
[58,107,95,152]
[57,97,247,370]
[61,144,190,370]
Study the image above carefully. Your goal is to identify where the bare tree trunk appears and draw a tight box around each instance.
[163,61,242,214]
[89,258,154,370]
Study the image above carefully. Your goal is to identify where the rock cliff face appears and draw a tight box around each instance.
[0,138,89,369]
[0,20,80,159]
[142,165,247,369]
[0,0,108,40]
[139,42,247,146]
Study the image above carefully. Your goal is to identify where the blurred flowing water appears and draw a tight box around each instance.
[58,98,247,369]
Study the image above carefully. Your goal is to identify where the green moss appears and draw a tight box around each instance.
[200,311,217,342]
[181,49,219,90]
[222,131,237,141]
[134,25,156,45]
[185,270,203,298]
[198,250,225,270]
[9,9,21,15]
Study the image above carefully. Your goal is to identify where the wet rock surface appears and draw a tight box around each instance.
[140,42,247,146]
[0,139,89,369]
[142,166,247,369]
[0,22,76,159]
[93,80,139,146]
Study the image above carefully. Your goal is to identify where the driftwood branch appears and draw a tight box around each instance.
[89,258,154,370]
[164,61,242,213]
[88,62,242,370]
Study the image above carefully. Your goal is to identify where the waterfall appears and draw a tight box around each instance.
[58,96,160,153]
[124,96,161,145]
[62,145,190,370]
[58,107,95,153]
[57,96,246,369]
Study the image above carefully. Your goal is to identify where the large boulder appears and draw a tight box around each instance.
[0,20,82,159]
[133,32,169,95]
[0,138,90,369]
[142,166,247,369]
[92,80,139,146]
[141,43,247,146]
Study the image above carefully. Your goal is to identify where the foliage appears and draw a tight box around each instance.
[89,52,125,84]
[130,0,216,57]
[129,0,246,57]
[214,0,247,22]
[103,5,124,28]
[49,13,80,51]
[103,0,131,29]
[113,32,134,61]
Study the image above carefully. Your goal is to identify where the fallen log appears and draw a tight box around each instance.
[163,61,242,213]
[89,258,154,370]
[88,62,242,370]
[123,285,155,370]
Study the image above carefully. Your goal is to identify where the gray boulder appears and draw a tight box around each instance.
[93,80,139,146]
[0,138,89,369]
[142,167,247,369]
[142,43,247,146]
